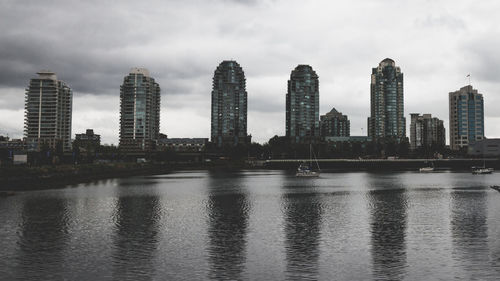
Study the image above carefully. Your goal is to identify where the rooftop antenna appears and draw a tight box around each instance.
[467,73,471,87]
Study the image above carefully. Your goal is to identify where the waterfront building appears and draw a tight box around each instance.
[157,137,208,152]
[24,70,72,152]
[286,65,320,143]
[449,85,484,150]
[323,136,371,143]
[119,68,161,152]
[75,129,101,146]
[74,129,101,151]
[409,113,445,150]
[0,136,27,151]
[468,138,500,157]
[210,60,250,147]
[320,107,350,137]
[367,58,405,141]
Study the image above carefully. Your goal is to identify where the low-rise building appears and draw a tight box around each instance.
[74,129,101,148]
[323,136,371,143]
[320,108,350,137]
[0,136,27,151]
[409,113,445,150]
[157,138,208,152]
[468,138,500,157]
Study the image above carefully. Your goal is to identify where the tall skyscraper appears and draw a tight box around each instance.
[210,60,249,147]
[24,70,72,152]
[409,113,445,150]
[119,68,160,152]
[368,58,405,140]
[449,85,484,150]
[320,107,350,137]
[286,65,320,143]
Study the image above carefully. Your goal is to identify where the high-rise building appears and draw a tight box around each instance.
[24,70,72,152]
[286,65,320,143]
[320,107,350,137]
[368,58,405,141]
[409,113,445,150]
[119,68,160,152]
[210,60,250,147]
[449,85,484,150]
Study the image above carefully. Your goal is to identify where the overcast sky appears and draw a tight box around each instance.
[1,0,499,144]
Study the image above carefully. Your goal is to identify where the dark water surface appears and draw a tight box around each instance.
[1,170,500,280]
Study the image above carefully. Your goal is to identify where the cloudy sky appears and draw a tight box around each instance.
[1,0,499,144]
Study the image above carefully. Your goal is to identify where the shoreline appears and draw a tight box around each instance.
[0,161,256,192]
[1,159,499,192]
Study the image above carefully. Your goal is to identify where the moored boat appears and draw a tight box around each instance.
[472,166,494,174]
[296,163,320,177]
[296,144,320,177]
[419,167,434,172]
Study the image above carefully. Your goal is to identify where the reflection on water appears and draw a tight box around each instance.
[15,197,70,280]
[451,189,492,279]
[283,191,322,280]
[368,188,408,280]
[1,171,500,280]
[206,172,250,280]
[112,191,161,281]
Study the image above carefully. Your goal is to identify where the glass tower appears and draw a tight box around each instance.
[24,71,72,152]
[119,68,160,152]
[210,60,249,147]
[286,65,320,143]
[368,58,405,140]
[449,85,484,150]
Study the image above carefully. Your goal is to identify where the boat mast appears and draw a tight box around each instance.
[309,143,312,167]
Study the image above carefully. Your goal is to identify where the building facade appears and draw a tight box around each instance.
[24,71,72,152]
[74,129,101,149]
[286,65,320,143]
[0,136,27,151]
[320,107,350,137]
[468,138,500,157]
[368,58,405,141]
[449,85,484,150]
[157,137,208,152]
[409,113,445,150]
[119,68,161,152]
[210,60,250,147]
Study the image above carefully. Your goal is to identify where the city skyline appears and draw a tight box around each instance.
[1,0,500,145]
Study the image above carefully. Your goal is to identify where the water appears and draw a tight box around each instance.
[1,170,500,280]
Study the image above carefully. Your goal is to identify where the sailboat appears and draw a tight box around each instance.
[472,159,494,174]
[296,144,321,177]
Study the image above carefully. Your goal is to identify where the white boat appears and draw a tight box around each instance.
[472,159,494,174]
[419,161,435,172]
[419,167,434,172]
[296,163,320,177]
[296,144,320,177]
[472,167,494,174]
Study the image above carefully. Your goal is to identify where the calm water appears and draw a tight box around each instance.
[1,170,500,280]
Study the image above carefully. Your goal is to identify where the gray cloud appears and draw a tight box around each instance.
[414,14,466,30]
[461,34,500,83]
[1,0,500,144]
